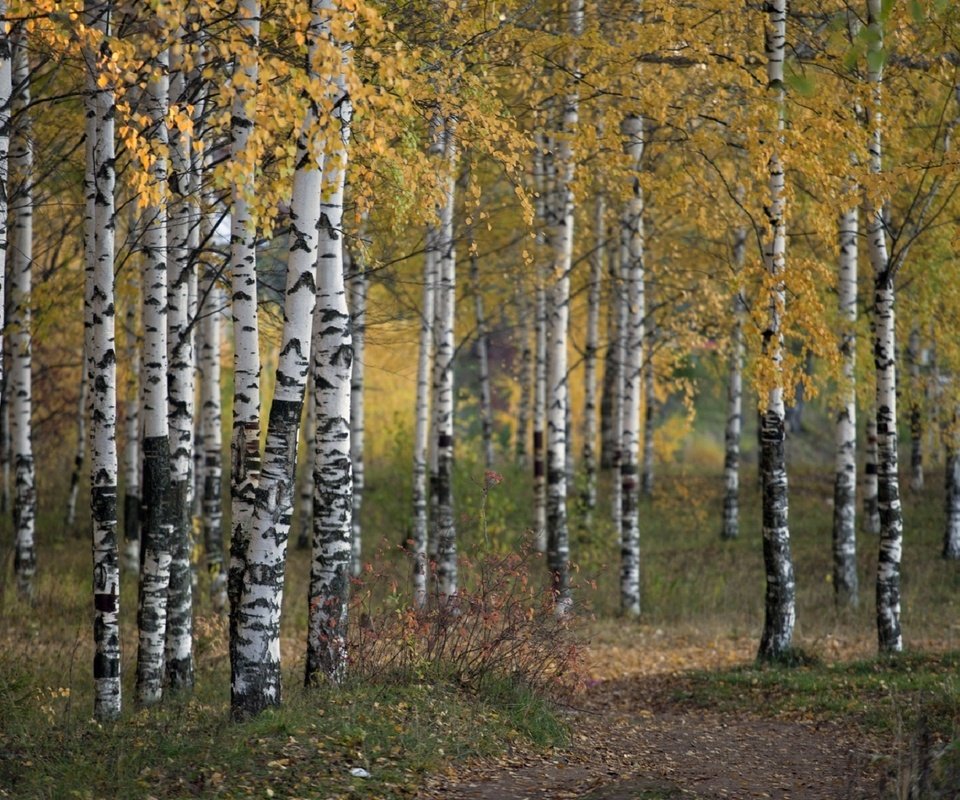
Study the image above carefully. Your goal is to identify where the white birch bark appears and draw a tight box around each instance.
[349,247,366,577]
[863,412,880,533]
[580,192,603,523]
[832,206,859,607]
[135,49,173,706]
[0,4,9,497]
[228,0,263,665]
[619,111,644,618]
[305,4,353,683]
[721,226,747,540]
[10,32,34,601]
[866,0,902,654]
[84,4,121,717]
[164,40,194,691]
[611,236,626,537]
[757,0,796,661]
[412,230,437,607]
[434,123,458,602]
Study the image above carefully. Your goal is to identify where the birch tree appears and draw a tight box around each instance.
[580,192,603,523]
[863,413,880,533]
[122,267,141,572]
[10,29,35,600]
[721,226,746,540]
[757,0,795,661]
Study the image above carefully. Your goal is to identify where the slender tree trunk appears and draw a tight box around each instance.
[135,48,173,706]
[434,122,458,602]
[721,227,746,540]
[611,239,625,536]
[0,3,9,528]
[757,0,795,661]
[227,0,263,680]
[66,369,87,529]
[412,230,436,607]
[865,0,902,654]
[305,13,353,684]
[164,43,195,691]
[943,410,960,559]
[907,327,923,492]
[10,32,35,601]
[85,7,121,717]
[349,246,366,577]
[470,245,495,470]
[833,206,859,607]
[581,195,602,524]
[233,15,328,712]
[619,111,644,618]
[122,268,141,572]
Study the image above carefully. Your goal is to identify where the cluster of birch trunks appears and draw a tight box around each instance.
[2,0,958,727]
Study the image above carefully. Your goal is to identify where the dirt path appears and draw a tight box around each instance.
[419,637,886,799]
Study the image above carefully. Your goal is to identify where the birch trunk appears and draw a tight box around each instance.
[641,327,655,498]
[0,4,9,525]
[907,328,923,492]
[305,12,353,683]
[233,10,326,709]
[833,206,859,607]
[611,238,626,536]
[10,33,34,601]
[228,0,263,667]
[135,49,173,706]
[164,44,194,691]
[349,247,366,577]
[580,194,602,524]
[757,0,796,661]
[619,111,644,618]
[84,6,121,716]
[434,123,458,602]
[721,227,747,540]
[471,247,495,470]
[865,0,902,654]
[412,230,436,607]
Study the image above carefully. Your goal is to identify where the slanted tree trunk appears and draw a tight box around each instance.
[135,48,173,707]
[907,327,923,492]
[866,0,902,654]
[757,0,796,662]
[164,42,195,691]
[580,192,603,524]
[10,32,35,601]
[349,246,366,578]
[227,0,263,675]
[84,1,121,719]
[619,110,644,618]
[833,206,859,607]
[305,10,353,684]
[721,227,747,540]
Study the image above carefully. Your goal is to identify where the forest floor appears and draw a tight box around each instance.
[419,630,956,800]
